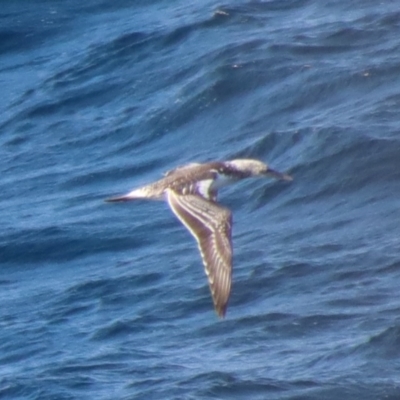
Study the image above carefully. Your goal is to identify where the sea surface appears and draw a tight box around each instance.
[2,1,400,399]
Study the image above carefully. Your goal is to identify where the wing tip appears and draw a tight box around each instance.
[215,303,228,319]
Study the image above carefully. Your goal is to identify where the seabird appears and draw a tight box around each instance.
[106,159,292,318]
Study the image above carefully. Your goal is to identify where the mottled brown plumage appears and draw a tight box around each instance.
[106,159,292,318]
[167,190,232,317]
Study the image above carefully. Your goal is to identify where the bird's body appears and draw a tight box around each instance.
[106,159,292,317]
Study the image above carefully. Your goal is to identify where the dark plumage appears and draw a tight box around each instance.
[106,159,292,317]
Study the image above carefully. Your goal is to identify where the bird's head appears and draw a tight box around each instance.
[226,159,292,181]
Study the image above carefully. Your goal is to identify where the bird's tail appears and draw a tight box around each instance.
[105,195,132,202]
[105,187,151,202]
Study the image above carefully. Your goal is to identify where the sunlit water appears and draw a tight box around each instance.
[1,1,400,399]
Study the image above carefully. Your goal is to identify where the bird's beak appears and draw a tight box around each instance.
[265,168,293,181]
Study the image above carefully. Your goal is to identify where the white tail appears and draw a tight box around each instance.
[105,187,151,202]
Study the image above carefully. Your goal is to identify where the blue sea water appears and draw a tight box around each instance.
[2,0,400,398]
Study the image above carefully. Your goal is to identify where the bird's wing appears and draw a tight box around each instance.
[166,189,232,317]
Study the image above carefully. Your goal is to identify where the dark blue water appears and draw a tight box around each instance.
[2,1,400,398]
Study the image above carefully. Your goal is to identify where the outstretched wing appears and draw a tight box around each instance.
[166,189,232,317]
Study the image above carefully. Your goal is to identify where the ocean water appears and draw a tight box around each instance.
[2,0,400,398]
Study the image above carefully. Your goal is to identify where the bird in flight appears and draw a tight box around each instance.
[106,159,292,318]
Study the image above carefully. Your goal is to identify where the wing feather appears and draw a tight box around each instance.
[166,189,232,317]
